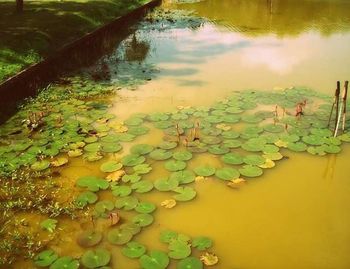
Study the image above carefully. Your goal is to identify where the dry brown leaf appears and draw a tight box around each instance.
[259,159,275,168]
[195,176,206,182]
[216,123,231,131]
[109,212,120,226]
[200,252,219,266]
[227,178,246,188]
[274,139,288,148]
[106,170,125,182]
[160,199,176,209]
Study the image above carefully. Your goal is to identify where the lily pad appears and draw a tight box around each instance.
[135,202,157,214]
[221,153,243,165]
[193,165,216,177]
[107,228,133,245]
[128,126,150,136]
[49,256,79,269]
[169,170,195,184]
[81,249,110,269]
[192,236,213,251]
[287,142,307,152]
[262,144,279,153]
[76,176,109,192]
[112,186,132,197]
[263,124,285,133]
[239,165,263,177]
[95,200,115,214]
[168,239,191,259]
[31,160,50,171]
[243,155,266,165]
[133,213,154,227]
[122,241,146,258]
[122,174,141,183]
[34,250,58,267]
[221,130,240,139]
[202,136,222,145]
[159,141,178,150]
[120,223,141,235]
[131,144,154,155]
[173,187,197,202]
[165,160,187,172]
[160,230,178,243]
[131,180,154,193]
[75,191,98,207]
[208,145,230,155]
[177,257,203,269]
[302,135,325,146]
[121,154,145,167]
[223,139,242,148]
[173,151,193,161]
[77,230,103,248]
[101,143,122,153]
[323,144,341,154]
[134,164,153,174]
[40,219,57,233]
[154,178,179,191]
[241,114,263,123]
[51,157,68,167]
[140,250,169,269]
[100,161,123,173]
[115,196,138,210]
[215,167,240,181]
[149,149,173,160]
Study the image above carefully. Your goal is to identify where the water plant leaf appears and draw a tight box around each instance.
[122,241,146,258]
[241,114,263,123]
[100,161,123,173]
[161,199,177,209]
[31,160,50,171]
[263,124,284,133]
[338,133,350,142]
[177,257,203,269]
[51,157,68,167]
[81,249,111,269]
[173,187,197,201]
[173,150,193,161]
[239,165,263,177]
[34,250,58,267]
[112,186,132,197]
[168,239,191,259]
[221,130,239,139]
[208,145,230,155]
[107,228,133,245]
[192,236,213,251]
[215,167,240,181]
[115,196,138,210]
[262,144,279,154]
[202,136,222,145]
[194,158,216,171]
[49,256,79,269]
[221,153,243,165]
[307,146,326,156]
[131,181,154,193]
[75,191,98,207]
[106,170,125,182]
[84,152,103,162]
[120,223,141,235]
[149,149,172,160]
[169,170,195,184]
[128,126,150,136]
[95,200,115,214]
[155,178,179,191]
[287,142,307,152]
[68,149,83,157]
[262,152,284,161]
[165,160,187,172]
[310,128,332,137]
[84,142,101,152]
[121,154,145,166]
[302,135,325,146]
[125,117,144,126]
[131,144,154,155]
[148,113,170,122]
[243,155,266,165]
[122,174,141,183]
[323,144,341,154]
[160,230,178,243]
[133,213,154,227]
[77,231,103,248]
[139,250,169,269]
[200,252,218,266]
[159,141,178,150]
[259,159,275,169]
[40,218,57,233]
[135,202,156,214]
[76,176,109,192]
[223,139,242,148]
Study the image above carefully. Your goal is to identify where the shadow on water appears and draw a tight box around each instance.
[0,0,160,123]
[172,0,350,36]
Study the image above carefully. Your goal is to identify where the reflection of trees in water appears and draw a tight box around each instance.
[124,34,150,62]
[176,0,350,36]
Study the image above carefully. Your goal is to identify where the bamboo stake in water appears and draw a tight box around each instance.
[334,81,348,137]
[328,81,340,128]
[333,81,341,134]
[342,81,348,132]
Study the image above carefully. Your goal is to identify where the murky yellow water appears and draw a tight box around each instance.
[6,0,350,268]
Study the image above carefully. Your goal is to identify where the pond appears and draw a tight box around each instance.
[1,0,350,268]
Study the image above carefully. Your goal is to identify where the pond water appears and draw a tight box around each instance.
[1,0,350,269]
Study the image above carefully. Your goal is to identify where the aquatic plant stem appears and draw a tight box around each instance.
[333,81,341,134]
[341,81,348,132]
[328,81,340,128]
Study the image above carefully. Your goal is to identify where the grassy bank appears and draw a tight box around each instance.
[0,0,149,81]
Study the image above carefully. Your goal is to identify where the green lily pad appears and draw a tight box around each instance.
[168,239,191,259]
[154,178,179,191]
[95,200,115,214]
[133,164,153,174]
[125,117,144,126]
[115,133,135,142]
[164,160,187,172]
[122,174,141,183]
[140,250,169,269]
[159,141,178,150]
[338,133,350,142]
[49,256,79,269]
[112,186,132,197]
[160,230,178,243]
[83,152,103,162]
[107,228,133,245]
[263,124,285,133]
[131,144,154,155]
[149,149,173,161]
[81,249,110,269]
[302,135,325,146]
[202,136,222,145]
[76,176,109,192]
[279,134,300,143]
[263,152,284,161]
[100,161,123,173]
[169,170,195,184]
[243,155,266,165]
[173,187,197,202]
[131,180,154,193]
[77,230,103,248]
[323,144,341,154]
[215,167,240,181]
[193,165,216,176]
[173,151,193,161]
[148,113,170,122]
[135,202,156,214]
[128,126,150,136]
[222,114,240,123]
[115,196,138,210]
[310,128,332,137]
[133,213,154,227]
[121,154,145,167]
[177,257,203,269]
[208,145,230,155]
[287,142,307,152]
[122,241,146,259]
[120,223,141,235]
[223,139,242,148]
[221,153,243,165]
[34,250,58,267]
[239,165,263,177]
[241,114,263,123]
[154,121,174,129]
[221,130,240,139]
[40,219,57,233]
[262,144,280,153]
[192,236,213,251]
[75,191,98,207]
[307,146,326,156]
[31,160,50,171]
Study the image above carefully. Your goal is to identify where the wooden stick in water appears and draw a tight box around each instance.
[342,81,348,132]
[328,81,340,128]
[334,81,341,134]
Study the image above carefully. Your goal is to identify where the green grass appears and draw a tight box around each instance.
[0,0,149,81]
